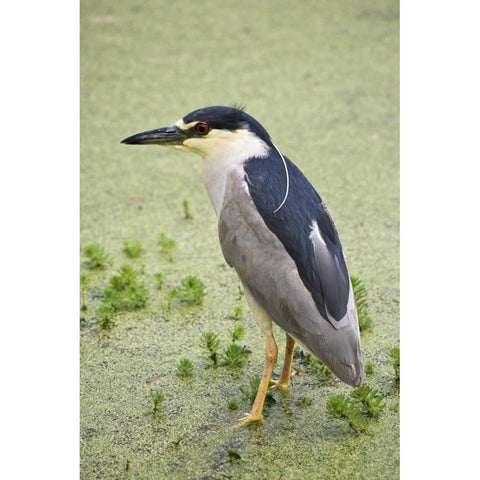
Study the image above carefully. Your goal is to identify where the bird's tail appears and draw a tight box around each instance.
[303,326,364,387]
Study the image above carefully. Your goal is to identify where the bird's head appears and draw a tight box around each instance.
[121,106,273,160]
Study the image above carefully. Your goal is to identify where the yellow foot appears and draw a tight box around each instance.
[235,412,263,427]
[269,379,290,392]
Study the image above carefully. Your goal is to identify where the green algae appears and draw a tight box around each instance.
[81,0,399,478]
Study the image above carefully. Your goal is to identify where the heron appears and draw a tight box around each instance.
[122,106,364,425]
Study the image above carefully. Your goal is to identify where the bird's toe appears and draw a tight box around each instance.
[234,412,263,427]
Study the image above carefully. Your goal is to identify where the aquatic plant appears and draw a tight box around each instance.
[176,358,194,378]
[103,264,148,311]
[227,450,242,464]
[326,394,368,434]
[154,272,164,289]
[182,199,193,220]
[166,276,206,307]
[97,301,115,331]
[350,274,373,333]
[158,232,176,261]
[296,395,313,407]
[229,323,245,343]
[150,391,165,416]
[391,344,400,383]
[222,343,246,368]
[240,376,274,405]
[300,350,332,382]
[82,243,112,269]
[231,304,243,321]
[123,239,143,258]
[308,356,332,379]
[358,314,373,333]
[200,332,220,367]
[80,273,90,311]
[351,386,386,418]
[364,363,374,376]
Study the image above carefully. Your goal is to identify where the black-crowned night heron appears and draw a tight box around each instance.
[122,106,364,425]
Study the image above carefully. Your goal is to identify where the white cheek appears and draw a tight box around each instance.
[166,145,191,153]
[183,133,238,158]
[182,138,206,157]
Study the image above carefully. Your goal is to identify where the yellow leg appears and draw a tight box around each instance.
[238,331,278,425]
[271,333,295,392]
[237,287,278,426]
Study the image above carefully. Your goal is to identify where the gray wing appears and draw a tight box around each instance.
[243,154,350,329]
[218,169,363,386]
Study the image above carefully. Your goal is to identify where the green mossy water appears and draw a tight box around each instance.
[81,0,399,478]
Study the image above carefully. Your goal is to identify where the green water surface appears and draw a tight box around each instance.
[81,1,399,478]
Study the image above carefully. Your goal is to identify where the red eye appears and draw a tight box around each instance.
[195,122,210,135]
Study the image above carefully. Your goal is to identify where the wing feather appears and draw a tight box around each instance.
[219,166,363,386]
[244,154,350,328]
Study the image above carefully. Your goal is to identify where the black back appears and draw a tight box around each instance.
[244,154,350,324]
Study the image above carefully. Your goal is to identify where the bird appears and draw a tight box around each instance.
[121,106,364,425]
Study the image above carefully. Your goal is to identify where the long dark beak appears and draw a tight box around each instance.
[121,125,187,145]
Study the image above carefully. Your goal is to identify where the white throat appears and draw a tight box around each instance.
[189,129,270,216]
